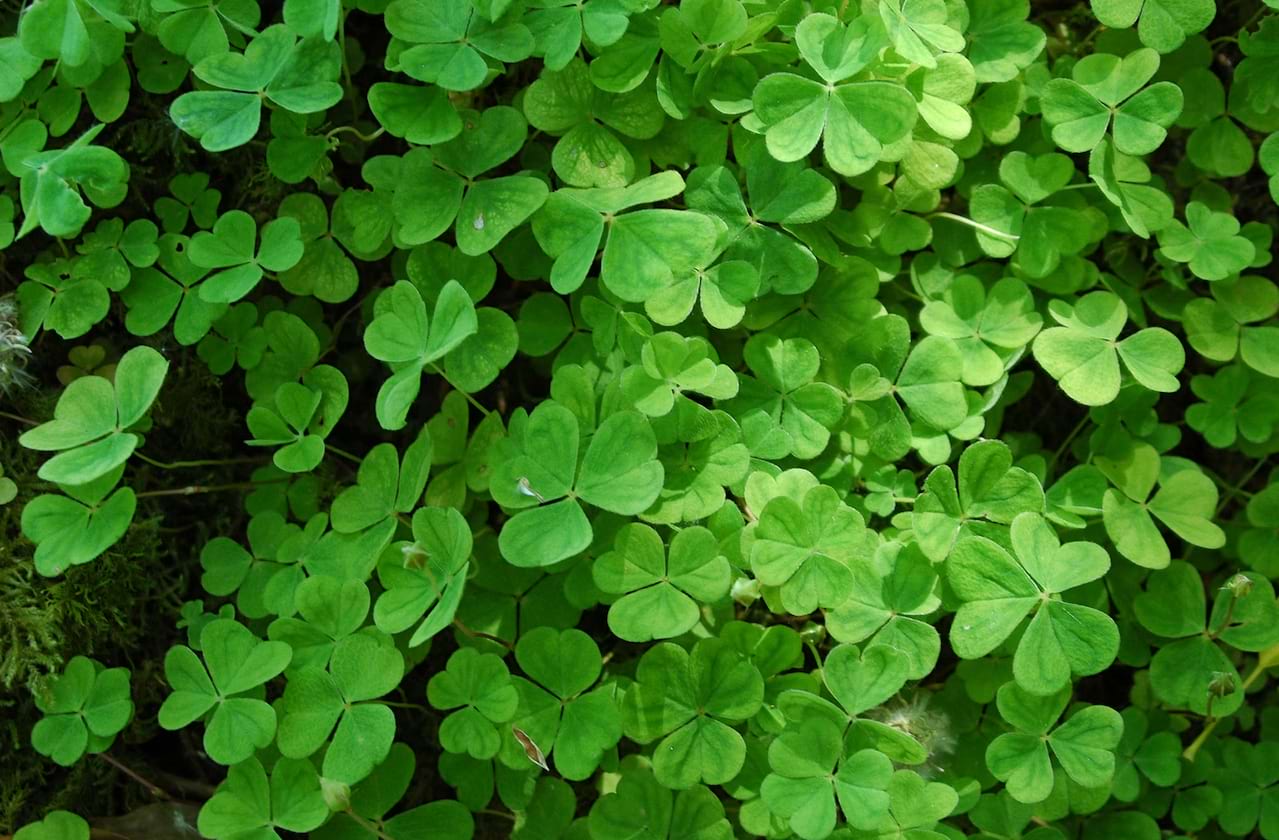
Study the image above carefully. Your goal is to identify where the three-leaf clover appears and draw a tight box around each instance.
[197,757,329,840]
[19,346,168,485]
[1040,47,1182,155]
[727,334,844,460]
[985,682,1123,804]
[594,523,731,641]
[374,506,473,647]
[364,280,478,430]
[502,627,622,779]
[912,439,1045,562]
[31,656,133,766]
[171,26,344,151]
[761,720,893,840]
[826,543,941,679]
[277,633,405,784]
[919,275,1043,387]
[947,512,1119,696]
[20,468,138,576]
[331,429,433,533]
[751,14,918,176]
[385,0,535,91]
[621,639,763,789]
[751,483,869,615]
[427,647,519,760]
[158,618,293,765]
[1090,0,1214,53]
[1156,201,1256,281]
[490,400,664,567]
[1096,439,1225,569]
[189,210,305,302]
[1032,290,1184,406]
[1182,275,1279,377]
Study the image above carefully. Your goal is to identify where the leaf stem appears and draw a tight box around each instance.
[325,125,385,144]
[98,752,172,800]
[428,364,493,417]
[343,810,394,840]
[1216,456,1269,516]
[453,619,514,650]
[1183,641,1279,762]
[1046,413,1091,476]
[134,479,286,498]
[927,212,1020,241]
[326,444,364,465]
[0,410,37,426]
[135,452,267,470]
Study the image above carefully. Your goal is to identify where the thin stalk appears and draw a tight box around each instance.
[428,364,493,417]
[1183,641,1279,762]
[135,452,266,470]
[1216,456,1269,516]
[1047,414,1091,476]
[344,811,394,840]
[326,444,365,465]
[927,212,1020,241]
[453,619,514,650]
[134,479,286,499]
[98,753,172,800]
[0,410,37,426]
[325,125,385,144]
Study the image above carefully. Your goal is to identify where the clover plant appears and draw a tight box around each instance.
[4,1,1279,839]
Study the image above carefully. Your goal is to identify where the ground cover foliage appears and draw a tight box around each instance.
[2,0,1279,838]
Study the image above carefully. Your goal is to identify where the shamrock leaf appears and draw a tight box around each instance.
[427,647,519,760]
[197,758,329,840]
[948,512,1119,695]
[620,332,739,438]
[364,280,479,430]
[847,315,969,460]
[594,523,731,641]
[21,468,137,577]
[374,506,473,647]
[331,428,433,533]
[503,627,622,779]
[523,57,664,187]
[267,575,371,673]
[1032,290,1184,406]
[761,719,893,840]
[1156,201,1256,281]
[622,638,763,788]
[879,0,965,69]
[826,543,941,679]
[277,634,405,784]
[9,123,129,240]
[386,0,534,90]
[13,812,89,840]
[968,151,1093,276]
[158,618,293,765]
[32,656,133,766]
[986,682,1123,804]
[1040,47,1182,155]
[190,210,304,302]
[919,274,1043,386]
[752,484,869,615]
[727,334,844,460]
[1182,275,1279,377]
[1089,138,1174,238]
[1134,561,1246,716]
[246,382,330,473]
[912,439,1045,562]
[753,15,917,176]
[1097,439,1225,569]
[491,401,663,567]
[966,0,1046,83]
[19,346,168,485]
[171,26,343,151]
[1091,0,1215,53]
[588,756,734,840]
[1186,364,1279,448]
[1212,740,1279,839]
